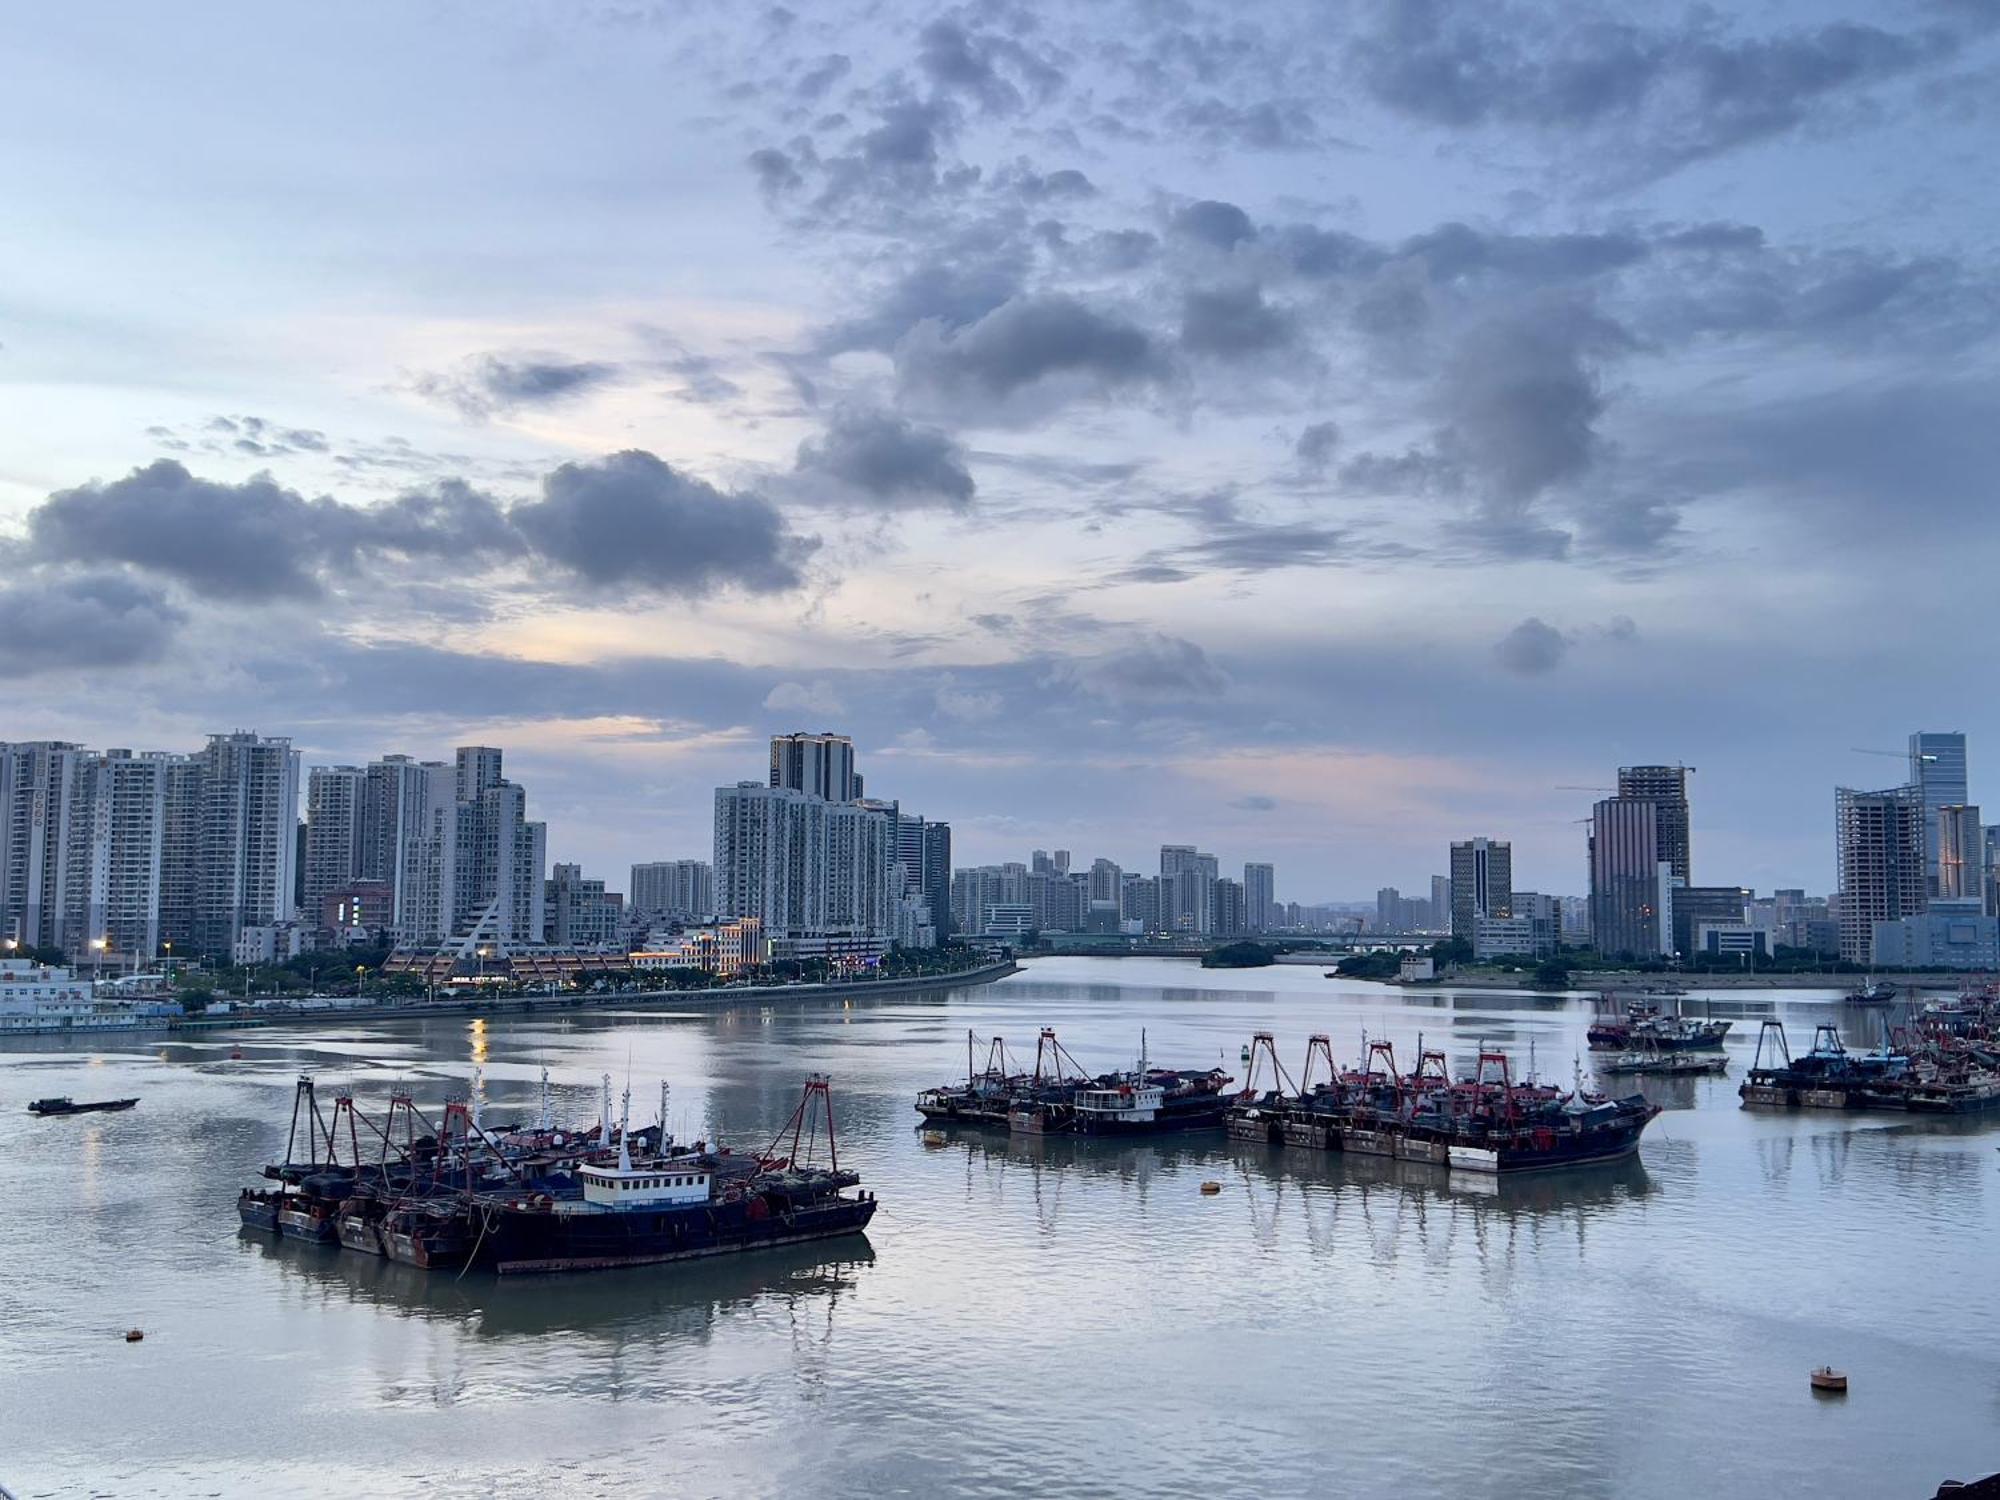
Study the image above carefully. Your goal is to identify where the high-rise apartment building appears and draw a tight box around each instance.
[769,732,858,803]
[1244,862,1275,932]
[191,732,301,954]
[0,741,86,950]
[920,822,952,940]
[1588,800,1670,958]
[1910,732,1969,896]
[303,766,369,919]
[716,781,895,946]
[1616,765,1691,884]
[630,860,714,919]
[1210,877,1247,937]
[452,773,546,944]
[1160,845,1218,933]
[1448,838,1512,940]
[1836,785,1928,964]
[545,862,623,949]
[1089,858,1122,905]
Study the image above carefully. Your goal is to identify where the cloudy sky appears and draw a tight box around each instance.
[5,1,1997,901]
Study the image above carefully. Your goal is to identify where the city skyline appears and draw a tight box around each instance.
[12,722,2000,915]
[6,7,1998,900]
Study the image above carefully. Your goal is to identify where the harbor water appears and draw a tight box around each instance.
[1,956,1994,1498]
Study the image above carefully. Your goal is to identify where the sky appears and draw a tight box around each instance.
[4,1,1998,903]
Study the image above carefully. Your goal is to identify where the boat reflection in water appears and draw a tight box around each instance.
[237,1227,877,1341]
[921,1117,1654,1215]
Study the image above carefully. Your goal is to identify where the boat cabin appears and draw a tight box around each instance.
[578,1161,710,1209]
[1073,1083,1163,1123]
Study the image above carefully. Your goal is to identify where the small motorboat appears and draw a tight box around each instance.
[27,1096,139,1117]
[1810,1366,1848,1393]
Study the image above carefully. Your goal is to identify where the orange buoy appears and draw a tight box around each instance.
[125,1329,145,1343]
[1810,1366,1847,1393]
[1200,1180,1223,1195]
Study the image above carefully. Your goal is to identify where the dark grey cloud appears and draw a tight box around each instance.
[1180,284,1293,358]
[819,247,1030,354]
[1348,2,1974,182]
[1295,421,1341,475]
[1172,198,1256,250]
[749,145,805,196]
[1068,633,1229,704]
[1181,520,1344,573]
[413,354,622,419]
[0,574,183,677]
[793,406,975,509]
[512,451,809,596]
[1493,616,1567,675]
[916,20,1023,114]
[1647,376,2000,537]
[28,461,522,603]
[896,293,1169,413]
[29,454,808,605]
[1171,97,1321,151]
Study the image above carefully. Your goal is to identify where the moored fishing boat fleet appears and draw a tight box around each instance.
[1738,982,2000,1114]
[917,1025,1662,1173]
[237,1070,874,1274]
[190,976,2000,1289]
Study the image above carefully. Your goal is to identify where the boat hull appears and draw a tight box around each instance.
[481,1194,877,1275]
[27,1098,139,1116]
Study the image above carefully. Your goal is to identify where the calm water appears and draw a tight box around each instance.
[1,957,1994,1498]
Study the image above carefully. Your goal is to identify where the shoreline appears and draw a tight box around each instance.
[3,960,1021,1041]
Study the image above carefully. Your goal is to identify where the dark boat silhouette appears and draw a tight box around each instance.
[27,1096,138,1116]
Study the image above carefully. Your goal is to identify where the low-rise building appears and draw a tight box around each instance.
[1871,900,2000,970]
[630,917,766,978]
[233,923,314,965]
[1473,915,1551,959]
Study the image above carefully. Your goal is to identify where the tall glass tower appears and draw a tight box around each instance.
[1909,732,1969,897]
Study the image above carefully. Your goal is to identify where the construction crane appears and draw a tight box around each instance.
[1851,747,1936,764]
[1555,785,1613,792]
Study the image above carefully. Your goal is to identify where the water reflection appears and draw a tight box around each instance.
[238,1229,877,1342]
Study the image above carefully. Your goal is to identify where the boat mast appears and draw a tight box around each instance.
[617,1086,632,1172]
[538,1066,552,1132]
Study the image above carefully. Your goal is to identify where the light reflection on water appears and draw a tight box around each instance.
[0,956,1996,1498]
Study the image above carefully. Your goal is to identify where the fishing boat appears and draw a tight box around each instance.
[920,1028,1231,1137]
[472,1076,876,1275]
[1587,997,1730,1052]
[1596,1040,1729,1077]
[27,1096,138,1116]
[1226,1033,1660,1173]
[1847,979,1897,1005]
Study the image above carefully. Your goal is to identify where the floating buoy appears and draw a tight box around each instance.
[1200,1180,1223,1195]
[124,1329,144,1343]
[922,1132,947,1149]
[229,1047,243,1060]
[1810,1366,1847,1393]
